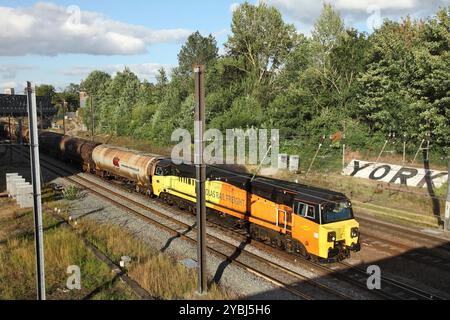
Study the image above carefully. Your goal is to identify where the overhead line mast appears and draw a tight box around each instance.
[194,65,207,295]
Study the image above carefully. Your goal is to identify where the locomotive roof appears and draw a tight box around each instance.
[157,159,348,205]
[251,176,348,204]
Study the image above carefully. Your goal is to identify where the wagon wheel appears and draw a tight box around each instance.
[146,186,154,198]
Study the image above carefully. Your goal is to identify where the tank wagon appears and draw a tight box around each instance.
[19,126,30,144]
[0,121,7,139]
[60,135,100,171]
[38,132,64,157]
[92,145,161,194]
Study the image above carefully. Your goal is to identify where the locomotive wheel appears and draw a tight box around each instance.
[293,240,310,259]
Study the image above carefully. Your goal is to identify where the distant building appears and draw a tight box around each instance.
[65,112,76,120]
[4,88,15,95]
[79,91,88,108]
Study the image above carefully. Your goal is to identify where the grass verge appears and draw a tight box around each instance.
[0,185,235,300]
[73,217,235,300]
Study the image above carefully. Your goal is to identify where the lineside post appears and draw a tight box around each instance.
[63,100,67,135]
[90,95,94,142]
[18,118,23,145]
[194,65,207,294]
[40,101,43,130]
[342,133,346,173]
[8,115,12,162]
[26,81,46,300]
[445,157,450,231]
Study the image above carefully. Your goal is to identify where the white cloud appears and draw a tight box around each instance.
[1,81,19,91]
[230,3,240,13]
[263,0,448,32]
[0,64,36,79]
[62,63,173,82]
[0,2,192,56]
[213,28,230,38]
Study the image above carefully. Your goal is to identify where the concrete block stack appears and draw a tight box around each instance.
[5,173,33,209]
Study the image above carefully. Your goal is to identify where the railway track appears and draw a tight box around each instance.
[206,217,447,300]
[358,215,450,251]
[129,176,448,300]
[12,145,447,300]
[14,147,351,300]
[359,233,450,273]
[336,261,443,300]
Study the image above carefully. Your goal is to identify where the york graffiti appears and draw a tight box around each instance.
[343,159,448,188]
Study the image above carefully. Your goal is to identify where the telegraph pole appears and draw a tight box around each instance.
[90,95,94,142]
[18,118,23,145]
[342,133,346,173]
[194,65,207,294]
[8,115,11,162]
[26,81,46,300]
[445,157,450,231]
[39,101,43,130]
[62,100,67,135]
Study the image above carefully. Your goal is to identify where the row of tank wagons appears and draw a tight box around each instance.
[0,125,160,185]
[37,132,101,171]
[33,130,161,192]
[0,125,99,172]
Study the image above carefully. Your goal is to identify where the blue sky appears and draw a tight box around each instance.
[0,0,447,92]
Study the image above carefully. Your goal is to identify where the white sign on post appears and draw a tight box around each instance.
[343,159,448,188]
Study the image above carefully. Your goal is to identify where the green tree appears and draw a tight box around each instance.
[80,71,112,132]
[105,68,141,135]
[409,7,450,147]
[356,18,422,134]
[80,70,111,96]
[307,4,353,112]
[177,31,218,76]
[54,83,81,112]
[356,8,450,149]
[311,3,345,59]
[35,84,55,98]
[225,2,297,91]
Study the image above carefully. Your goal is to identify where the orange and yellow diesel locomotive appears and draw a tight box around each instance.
[152,160,360,260]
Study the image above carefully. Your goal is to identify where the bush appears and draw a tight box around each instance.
[63,186,84,201]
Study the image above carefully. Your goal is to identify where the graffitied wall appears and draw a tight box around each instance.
[343,159,448,188]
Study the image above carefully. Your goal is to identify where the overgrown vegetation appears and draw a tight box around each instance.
[0,197,129,300]
[0,190,234,300]
[77,220,234,300]
[62,185,84,201]
[64,2,449,162]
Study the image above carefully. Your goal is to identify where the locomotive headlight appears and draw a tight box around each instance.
[351,227,359,238]
[327,231,336,242]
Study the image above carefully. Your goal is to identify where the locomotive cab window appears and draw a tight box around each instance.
[293,201,315,219]
[321,201,353,224]
[306,206,315,219]
[155,166,164,176]
[155,166,170,176]
[171,167,180,176]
